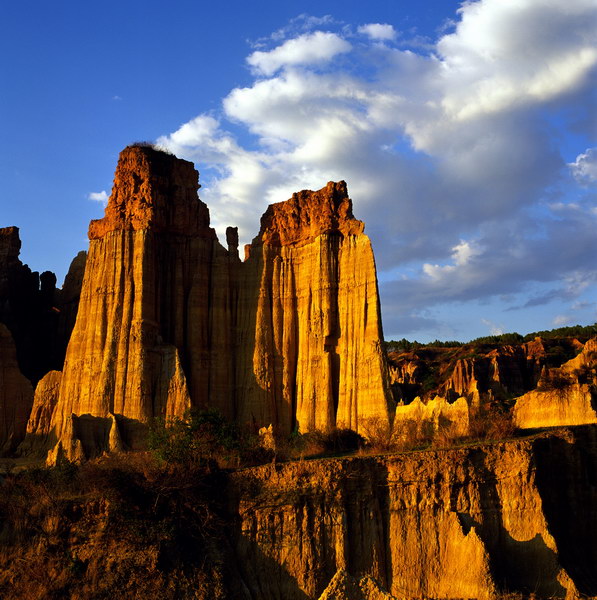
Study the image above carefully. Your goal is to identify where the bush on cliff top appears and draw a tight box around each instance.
[148,408,275,469]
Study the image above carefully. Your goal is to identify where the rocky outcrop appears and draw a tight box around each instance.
[231,427,597,599]
[3,427,597,598]
[514,338,597,429]
[318,570,396,600]
[0,228,86,455]
[392,395,469,442]
[55,251,87,361]
[442,342,547,403]
[0,227,22,297]
[0,227,84,386]
[0,227,55,383]
[26,370,62,439]
[45,147,220,454]
[27,145,391,459]
[387,339,560,408]
[0,324,34,453]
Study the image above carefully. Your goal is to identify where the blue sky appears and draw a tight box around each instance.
[2,0,596,343]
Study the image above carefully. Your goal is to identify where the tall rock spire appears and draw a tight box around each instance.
[237,181,393,433]
[52,145,226,449]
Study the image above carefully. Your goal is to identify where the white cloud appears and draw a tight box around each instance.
[481,318,504,336]
[553,314,572,326]
[435,0,597,122]
[569,148,597,184]
[423,240,483,280]
[247,31,352,76]
[252,14,337,47]
[88,190,108,203]
[358,23,397,41]
[158,0,597,340]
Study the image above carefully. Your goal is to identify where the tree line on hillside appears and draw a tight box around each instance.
[385,323,597,353]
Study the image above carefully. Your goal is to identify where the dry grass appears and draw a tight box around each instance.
[469,407,516,441]
[0,452,230,599]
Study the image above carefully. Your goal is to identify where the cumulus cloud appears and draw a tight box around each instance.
[246,31,351,76]
[88,190,108,203]
[435,0,597,122]
[158,0,597,340]
[358,23,397,41]
[569,148,597,184]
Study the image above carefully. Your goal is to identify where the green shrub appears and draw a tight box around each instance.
[148,409,241,468]
[284,427,363,458]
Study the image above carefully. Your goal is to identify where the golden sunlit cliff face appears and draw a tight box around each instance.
[2,145,597,600]
[237,181,393,433]
[24,145,392,460]
[231,427,597,600]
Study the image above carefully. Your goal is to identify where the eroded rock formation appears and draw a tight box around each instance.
[26,145,392,459]
[441,341,547,404]
[237,181,393,433]
[318,570,396,599]
[231,427,597,599]
[388,341,549,407]
[3,427,597,599]
[514,338,597,429]
[0,228,86,454]
[392,395,469,442]
[1,228,56,384]
[387,337,597,437]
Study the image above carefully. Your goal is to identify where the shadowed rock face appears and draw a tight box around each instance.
[388,341,549,407]
[442,342,547,403]
[0,323,33,453]
[0,228,85,454]
[0,226,55,383]
[27,145,392,459]
[0,227,85,386]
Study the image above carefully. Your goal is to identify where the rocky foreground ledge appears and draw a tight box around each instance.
[1,426,596,599]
